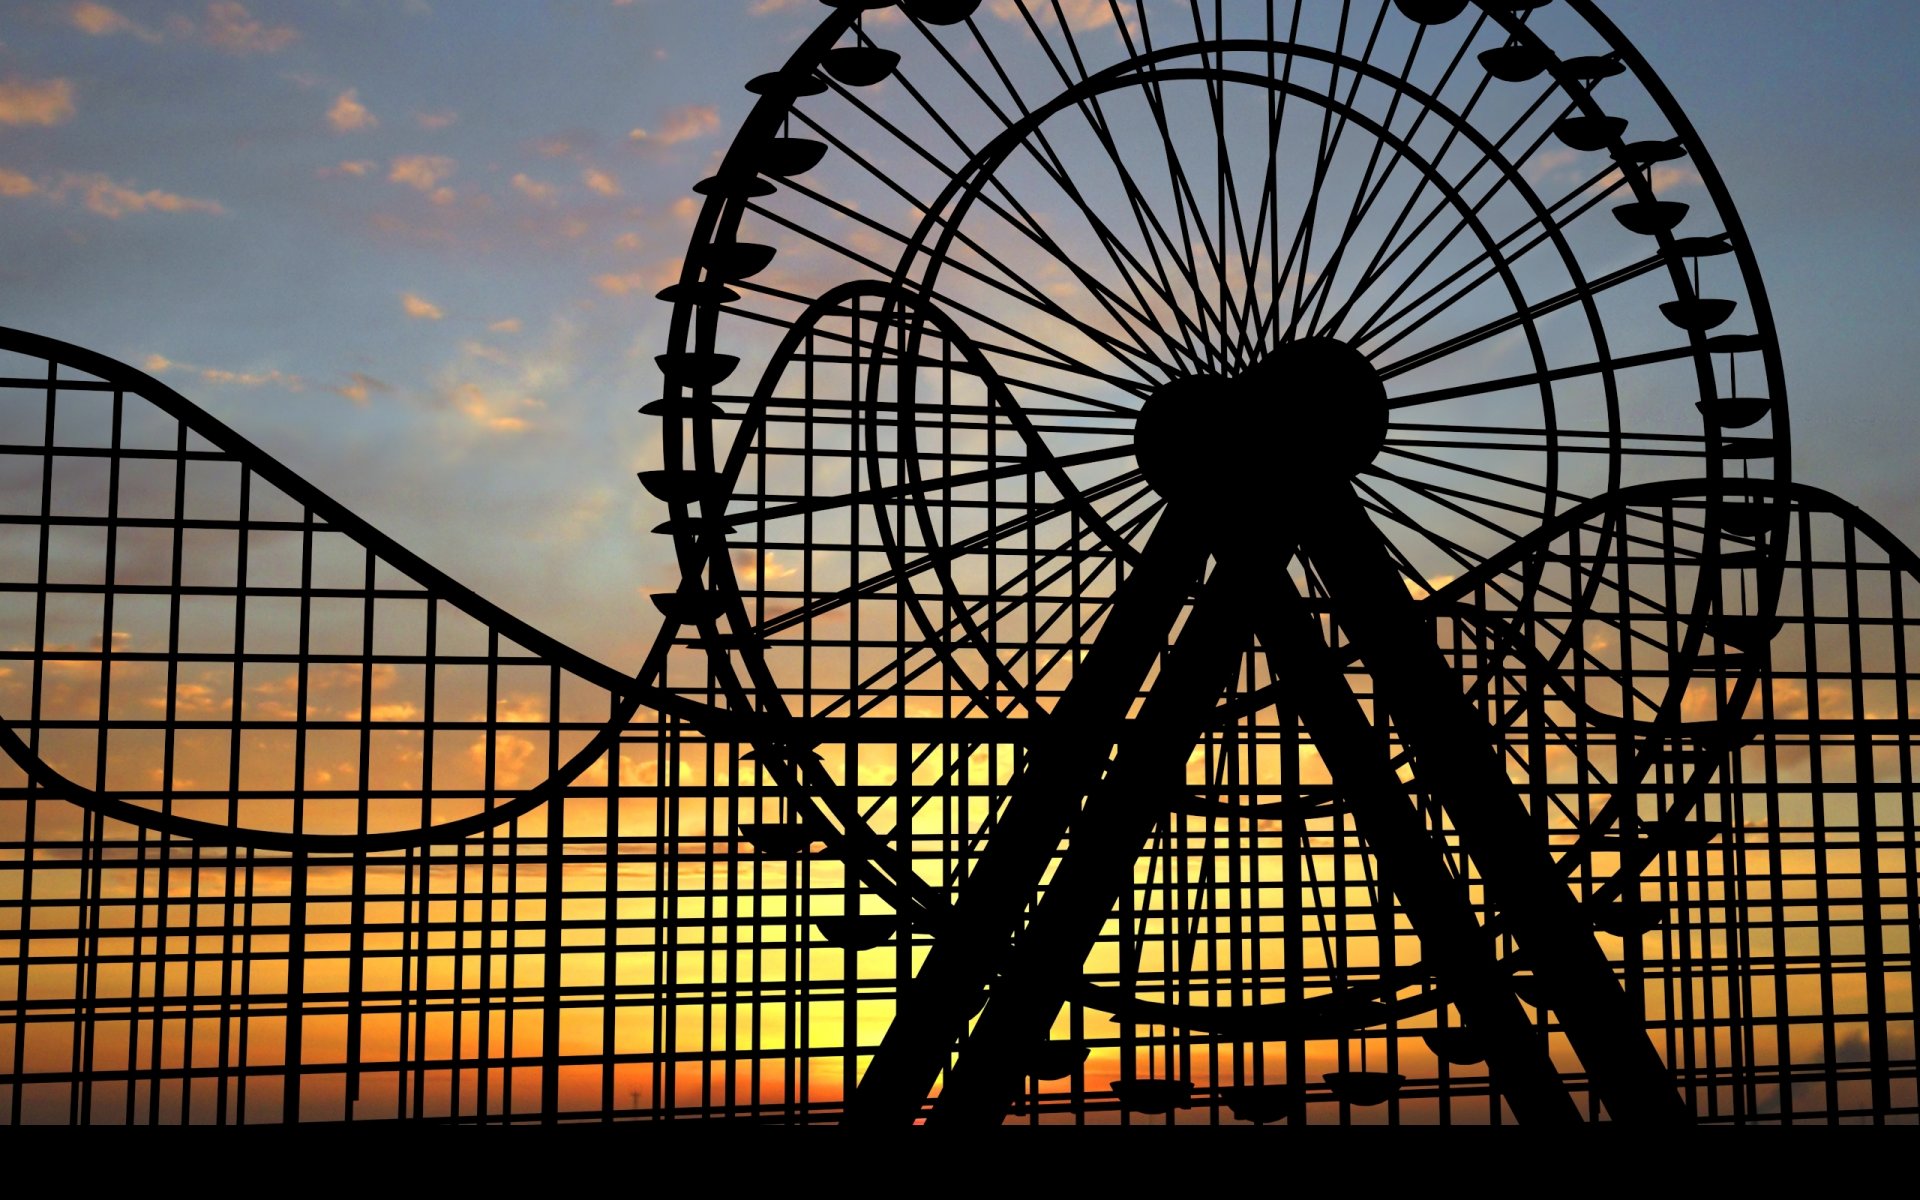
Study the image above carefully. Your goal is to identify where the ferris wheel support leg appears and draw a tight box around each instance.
[1297,492,1693,1124]
[929,561,1584,1126]
[843,516,1212,1126]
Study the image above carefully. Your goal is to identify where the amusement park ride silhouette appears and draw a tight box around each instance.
[1,0,1914,1125]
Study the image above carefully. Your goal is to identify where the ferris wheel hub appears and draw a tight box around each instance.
[1133,336,1388,512]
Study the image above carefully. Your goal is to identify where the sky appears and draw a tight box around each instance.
[0,0,1916,675]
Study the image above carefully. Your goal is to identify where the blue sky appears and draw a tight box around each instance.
[1,0,1915,672]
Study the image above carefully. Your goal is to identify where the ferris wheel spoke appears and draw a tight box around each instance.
[741,188,1159,380]
[958,10,1236,373]
[1176,2,1279,372]
[1123,21,1253,367]
[1121,19,1226,357]
[786,110,1176,381]
[1326,85,1572,342]
[722,444,1135,530]
[907,18,1220,374]
[817,77,1212,382]
[1300,27,1432,339]
[1349,476,1528,611]
[723,311,1149,410]
[1294,18,1492,341]
[1385,337,1724,409]
[1333,39,1644,340]
[1372,247,1669,382]
[1276,0,1395,344]
[1384,431,1712,459]
[727,277,1153,399]
[1252,22,1498,354]
[1353,161,1630,356]
[824,502,1149,720]
[750,471,1152,640]
[1355,471,1592,616]
[1239,5,1310,366]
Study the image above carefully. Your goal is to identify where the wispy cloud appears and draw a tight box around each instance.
[0,77,76,127]
[327,88,376,133]
[629,104,719,146]
[390,155,454,189]
[64,3,164,43]
[0,167,225,217]
[415,109,457,131]
[389,155,456,204]
[67,3,297,54]
[511,172,557,203]
[201,2,299,55]
[68,172,225,217]
[592,272,651,296]
[581,167,622,197]
[990,0,1117,31]
[334,371,391,405]
[144,353,304,390]
[401,292,445,320]
[446,380,538,433]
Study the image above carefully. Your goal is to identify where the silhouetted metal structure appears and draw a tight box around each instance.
[1,0,1914,1124]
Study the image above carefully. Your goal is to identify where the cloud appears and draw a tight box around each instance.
[511,172,557,203]
[201,2,298,55]
[74,174,224,217]
[593,272,650,296]
[469,733,537,787]
[401,292,444,320]
[990,0,1116,30]
[0,77,76,127]
[333,371,390,405]
[62,3,293,53]
[327,88,376,133]
[415,109,457,131]
[446,381,537,433]
[630,104,720,147]
[582,167,622,197]
[323,159,376,178]
[389,154,455,192]
[462,339,511,364]
[594,255,685,297]
[200,365,302,388]
[488,317,523,334]
[1650,165,1702,195]
[5,171,226,218]
[65,3,163,42]
[1524,147,1583,184]
[143,353,300,389]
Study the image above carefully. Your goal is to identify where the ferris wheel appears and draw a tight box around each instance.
[643,0,1791,1124]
